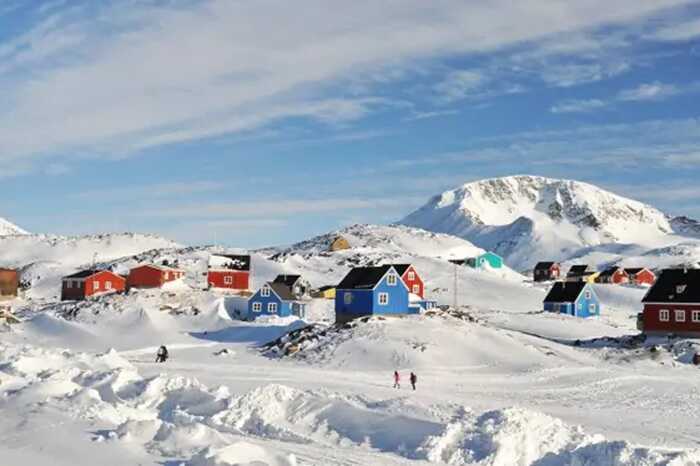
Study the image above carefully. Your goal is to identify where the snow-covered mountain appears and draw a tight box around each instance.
[400,175,683,270]
[0,216,28,235]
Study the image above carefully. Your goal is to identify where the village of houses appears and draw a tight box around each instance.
[1,233,698,341]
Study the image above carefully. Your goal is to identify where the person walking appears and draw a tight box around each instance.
[410,372,417,391]
[156,345,169,363]
[393,370,400,389]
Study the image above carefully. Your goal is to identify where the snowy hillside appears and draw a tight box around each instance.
[400,175,697,270]
[0,216,28,235]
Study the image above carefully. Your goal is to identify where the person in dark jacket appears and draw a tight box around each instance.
[410,372,417,391]
[393,370,400,389]
[156,345,169,363]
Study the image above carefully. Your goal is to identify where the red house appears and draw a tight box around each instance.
[127,264,185,289]
[639,269,700,337]
[208,254,250,291]
[625,268,656,286]
[61,270,126,301]
[533,262,561,282]
[391,264,424,298]
[596,266,628,284]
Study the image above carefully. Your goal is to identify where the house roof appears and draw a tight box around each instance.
[544,281,588,302]
[598,267,624,279]
[135,264,182,273]
[642,269,700,303]
[266,282,297,301]
[63,269,121,279]
[567,265,590,276]
[210,254,251,271]
[316,285,335,292]
[624,267,646,275]
[390,264,412,276]
[449,259,466,265]
[337,265,395,290]
[273,274,302,287]
[534,262,557,271]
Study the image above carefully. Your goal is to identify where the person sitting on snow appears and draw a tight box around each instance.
[156,345,169,363]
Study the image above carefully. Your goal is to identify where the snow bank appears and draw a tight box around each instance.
[2,342,698,465]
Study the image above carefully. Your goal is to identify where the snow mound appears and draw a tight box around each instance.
[2,343,698,465]
[0,216,28,235]
[190,442,297,466]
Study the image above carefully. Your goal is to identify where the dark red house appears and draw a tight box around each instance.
[208,254,250,291]
[61,270,126,301]
[391,264,424,298]
[625,268,656,286]
[0,268,19,299]
[639,269,700,337]
[533,262,561,282]
[596,266,628,284]
[127,264,185,289]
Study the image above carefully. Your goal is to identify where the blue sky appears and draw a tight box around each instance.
[1,0,700,247]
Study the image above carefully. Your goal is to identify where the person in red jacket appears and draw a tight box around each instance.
[393,370,400,389]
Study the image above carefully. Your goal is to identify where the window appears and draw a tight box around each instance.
[589,303,596,313]
[224,276,233,285]
[268,303,278,313]
[344,292,353,305]
[578,303,583,311]
[164,272,169,280]
[378,292,389,305]
[261,286,271,297]
[412,284,420,294]
[93,281,99,291]
[252,302,262,312]
[675,310,686,322]
[659,309,670,322]
[584,290,592,299]
[677,285,687,294]
[105,281,112,290]
[387,274,397,286]
[692,310,700,323]
[66,281,73,289]
[408,271,415,281]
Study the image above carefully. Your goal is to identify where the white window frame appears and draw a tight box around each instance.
[164,272,169,280]
[578,302,583,311]
[66,281,73,289]
[675,309,686,322]
[584,290,592,299]
[344,292,353,305]
[589,303,596,313]
[387,274,397,286]
[268,302,278,313]
[105,281,112,290]
[252,302,262,312]
[378,292,389,305]
[412,284,420,294]
[408,271,415,281]
[93,281,99,291]
[224,276,233,285]
[261,286,271,297]
[692,310,700,323]
[659,309,670,322]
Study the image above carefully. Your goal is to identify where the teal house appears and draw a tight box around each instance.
[466,251,503,269]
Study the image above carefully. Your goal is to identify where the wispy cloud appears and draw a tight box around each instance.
[650,17,700,41]
[617,81,680,101]
[404,109,460,121]
[550,98,607,114]
[0,0,695,173]
[433,70,485,103]
[73,181,226,201]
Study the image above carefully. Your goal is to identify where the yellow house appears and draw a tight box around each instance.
[584,272,600,284]
[329,236,350,252]
[312,286,336,299]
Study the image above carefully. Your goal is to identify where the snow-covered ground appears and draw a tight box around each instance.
[2,209,700,464]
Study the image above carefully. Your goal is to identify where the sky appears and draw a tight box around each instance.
[1,0,700,247]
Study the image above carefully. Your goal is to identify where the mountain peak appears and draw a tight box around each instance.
[401,175,673,269]
[0,217,28,236]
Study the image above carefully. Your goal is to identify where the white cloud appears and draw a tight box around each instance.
[0,0,695,169]
[550,98,608,113]
[433,70,485,102]
[617,81,680,101]
[650,17,700,41]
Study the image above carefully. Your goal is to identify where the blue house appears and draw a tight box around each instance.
[247,282,307,320]
[543,281,600,318]
[335,265,411,324]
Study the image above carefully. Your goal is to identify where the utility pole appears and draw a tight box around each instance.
[453,261,458,309]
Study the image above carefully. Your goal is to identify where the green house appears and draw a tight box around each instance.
[466,251,503,269]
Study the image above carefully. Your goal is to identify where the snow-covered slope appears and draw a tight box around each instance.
[400,175,685,270]
[0,216,28,235]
